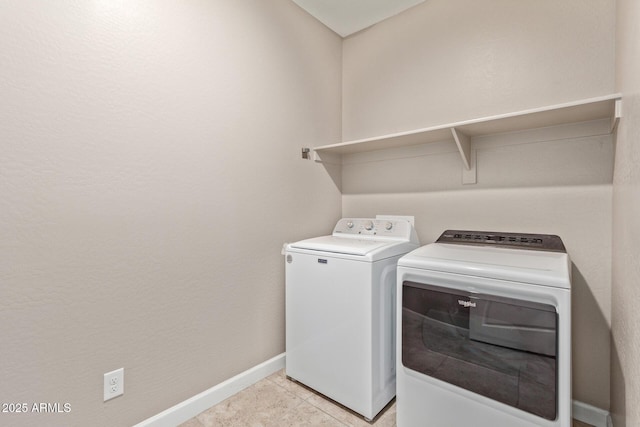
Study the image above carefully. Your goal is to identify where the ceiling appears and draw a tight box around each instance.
[292,0,426,37]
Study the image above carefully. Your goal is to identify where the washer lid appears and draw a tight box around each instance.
[289,235,393,256]
[399,243,571,289]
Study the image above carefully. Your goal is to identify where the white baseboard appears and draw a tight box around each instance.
[573,400,612,427]
[133,353,286,427]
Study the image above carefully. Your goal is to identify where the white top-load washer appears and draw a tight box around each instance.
[285,217,419,421]
[397,230,571,427]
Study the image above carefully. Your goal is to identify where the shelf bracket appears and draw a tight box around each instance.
[451,127,471,170]
[451,128,476,185]
[610,98,622,133]
[312,150,341,165]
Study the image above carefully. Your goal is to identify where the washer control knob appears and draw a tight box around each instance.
[364,220,374,231]
[346,220,354,229]
[385,221,393,230]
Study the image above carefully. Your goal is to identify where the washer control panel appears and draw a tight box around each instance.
[332,218,410,239]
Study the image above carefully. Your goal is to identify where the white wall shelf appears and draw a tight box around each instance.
[313,94,622,185]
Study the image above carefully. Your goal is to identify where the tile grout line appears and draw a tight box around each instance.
[301,395,351,427]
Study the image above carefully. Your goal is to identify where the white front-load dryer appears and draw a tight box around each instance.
[285,217,419,421]
[396,230,572,427]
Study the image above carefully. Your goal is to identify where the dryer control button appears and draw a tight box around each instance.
[385,222,393,230]
[364,220,374,231]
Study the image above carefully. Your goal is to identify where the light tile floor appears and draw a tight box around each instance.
[179,369,394,427]
[179,369,593,427]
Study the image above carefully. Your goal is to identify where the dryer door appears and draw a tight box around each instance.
[401,281,558,421]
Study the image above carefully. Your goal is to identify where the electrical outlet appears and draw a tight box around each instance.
[103,368,124,401]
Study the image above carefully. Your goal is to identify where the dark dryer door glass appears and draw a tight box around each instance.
[402,281,558,421]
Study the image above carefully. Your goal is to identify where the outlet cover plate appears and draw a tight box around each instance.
[104,368,124,401]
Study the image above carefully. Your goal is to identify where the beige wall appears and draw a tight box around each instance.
[0,1,341,426]
[611,0,640,425]
[342,0,615,142]
[341,0,616,410]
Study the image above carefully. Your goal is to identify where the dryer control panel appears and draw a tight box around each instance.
[332,218,415,241]
[437,230,566,252]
